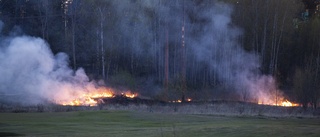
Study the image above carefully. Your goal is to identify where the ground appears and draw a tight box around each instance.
[0,110,319,137]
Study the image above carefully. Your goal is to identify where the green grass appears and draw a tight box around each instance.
[0,110,319,137]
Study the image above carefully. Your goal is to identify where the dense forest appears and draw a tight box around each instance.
[0,0,319,108]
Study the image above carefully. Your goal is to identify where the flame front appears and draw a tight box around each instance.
[61,91,114,106]
[58,89,139,106]
[257,94,300,107]
[258,99,299,107]
[280,100,299,107]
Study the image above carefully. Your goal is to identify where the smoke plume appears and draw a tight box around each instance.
[0,22,101,105]
[108,0,277,102]
[0,0,278,105]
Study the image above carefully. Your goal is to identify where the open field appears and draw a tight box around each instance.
[0,110,319,137]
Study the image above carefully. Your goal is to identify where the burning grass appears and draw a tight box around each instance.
[0,100,318,118]
[0,110,319,137]
[57,90,137,106]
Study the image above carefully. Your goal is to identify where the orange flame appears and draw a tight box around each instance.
[61,91,114,106]
[280,100,300,107]
[257,98,299,107]
[122,92,138,98]
[255,88,300,107]
[58,89,139,106]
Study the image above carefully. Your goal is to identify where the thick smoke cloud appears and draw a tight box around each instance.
[0,22,100,105]
[109,0,277,102]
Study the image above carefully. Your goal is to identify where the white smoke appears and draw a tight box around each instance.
[0,30,99,105]
[0,0,279,105]
[186,2,277,102]
[107,0,278,102]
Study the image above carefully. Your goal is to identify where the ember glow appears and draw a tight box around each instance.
[169,100,181,103]
[169,98,192,103]
[121,92,138,98]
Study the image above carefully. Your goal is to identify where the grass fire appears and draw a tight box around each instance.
[258,98,300,107]
[59,90,138,106]
[256,91,300,107]
[1,0,320,136]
